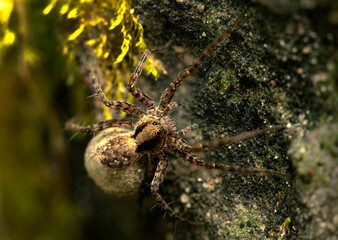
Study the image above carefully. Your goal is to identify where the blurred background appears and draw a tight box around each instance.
[0,0,169,239]
[0,1,86,239]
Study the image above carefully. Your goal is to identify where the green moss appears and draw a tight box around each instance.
[222,207,265,239]
[207,69,241,103]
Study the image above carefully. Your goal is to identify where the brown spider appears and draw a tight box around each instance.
[66,12,288,224]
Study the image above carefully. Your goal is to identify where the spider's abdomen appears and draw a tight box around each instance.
[85,128,146,196]
[101,133,143,168]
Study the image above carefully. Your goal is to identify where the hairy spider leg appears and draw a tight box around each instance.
[159,99,186,117]
[189,126,283,152]
[150,157,195,224]
[148,126,287,223]
[65,119,133,134]
[161,102,179,116]
[128,50,156,112]
[176,149,288,177]
[170,125,289,178]
[156,12,245,114]
[128,38,174,114]
[90,73,144,116]
[175,124,199,137]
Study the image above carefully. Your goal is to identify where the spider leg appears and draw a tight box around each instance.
[161,100,187,117]
[175,147,288,178]
[189,126,283,152]
[90,73,144,116]
[128,50,156,111]
[129,39,174,112]
[65,119,133,134]
[157,12,245,113]
[150,156,195,224]
[175,124,198,137]
[160,102,178,116]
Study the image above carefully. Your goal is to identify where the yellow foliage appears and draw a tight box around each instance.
[2,29,15,45]
[43,0,167,118]
[59,3,69,15]
[42,0,57,15]
[86,38,98,46]
[103,51,109,59]
[114,33,131,64]
[96,42,104,57]
[67,8,78,19]
[109,2,126,30]
[68,23,85,40]
[0,0,14,23]
[0,0,16,57]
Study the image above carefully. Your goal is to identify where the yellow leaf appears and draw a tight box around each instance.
[86,39,98,46]
[144,62,158,79]
[59,4,69,15]
[109,16,123,30]
[68,23,85,41]
[109,3,126,30]
[103,107,112,120]
[134,22,146,49]
[103,51,110,59]
[67,8,78,19]
[135,32,145,48]
[96,43,103,57]
[120,24,125,35]
[114,33,131,64]
[2,29,15,45]
[97,48,102,57]
[149,66,158,79]
[42,0,57,15]
[0,0,14,23]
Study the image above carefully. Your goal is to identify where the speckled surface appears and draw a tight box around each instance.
[289,124,338,240]
[127,0,337,239]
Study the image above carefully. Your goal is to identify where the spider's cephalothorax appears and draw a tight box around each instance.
[66,12,288,224]
[133,115,174,153]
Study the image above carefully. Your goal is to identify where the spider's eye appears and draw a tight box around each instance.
[157,130,161,134]
[152,122,157,125]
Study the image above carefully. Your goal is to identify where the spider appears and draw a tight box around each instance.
[66,12,288,224]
